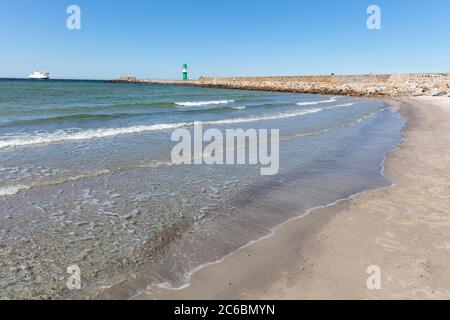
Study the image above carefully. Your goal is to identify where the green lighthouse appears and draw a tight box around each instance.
[182,64,188,80]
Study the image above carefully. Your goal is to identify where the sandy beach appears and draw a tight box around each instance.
[134,96,450,300]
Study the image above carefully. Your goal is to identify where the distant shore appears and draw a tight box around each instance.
[130,96,450,300]
[110,73,450,97]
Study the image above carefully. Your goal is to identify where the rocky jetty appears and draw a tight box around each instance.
[110,73,450,97]
[110,75,139,83]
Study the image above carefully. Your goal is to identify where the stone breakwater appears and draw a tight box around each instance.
[110,73,450,97]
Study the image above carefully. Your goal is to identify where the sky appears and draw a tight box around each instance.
[0,0,449,79]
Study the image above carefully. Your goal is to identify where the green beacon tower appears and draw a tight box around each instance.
[182,64,188,80]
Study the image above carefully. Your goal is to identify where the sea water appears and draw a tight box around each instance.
[0,79,405,298]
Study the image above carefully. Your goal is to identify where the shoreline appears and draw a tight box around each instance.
[130,96,450,300]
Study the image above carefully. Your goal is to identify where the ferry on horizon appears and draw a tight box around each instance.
[29,70,50,80]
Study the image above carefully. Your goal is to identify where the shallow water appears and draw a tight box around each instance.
[0,79,405,298]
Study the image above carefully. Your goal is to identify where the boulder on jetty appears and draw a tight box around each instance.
[110,76,138,83]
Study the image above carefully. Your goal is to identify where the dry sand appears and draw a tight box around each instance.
[134,97,450,300]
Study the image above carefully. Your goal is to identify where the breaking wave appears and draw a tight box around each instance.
[0,108,325,149]
[297,97,339,106]
[175,100,235,107]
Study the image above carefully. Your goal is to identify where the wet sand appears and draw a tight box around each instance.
[135,96,450,300]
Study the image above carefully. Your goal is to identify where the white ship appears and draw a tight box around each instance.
[29,70,50,80]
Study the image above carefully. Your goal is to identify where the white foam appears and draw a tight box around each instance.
[0,185,29,197]
[333,102,356,108]
[175,100,235,107]
[232,106,246,110]
[322,102,356,111]
[297,97,339,106]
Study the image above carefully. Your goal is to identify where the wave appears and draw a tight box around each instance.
[175,100,235,107]
[0,185,28,197]
[283,108,384,141]
[297,97,339,106]
[333,103,356,108]
[0,161,178,198]
[3,113,143,127]
[2,106,254,128]
[0,101,177,117]
[0,107,326,149]
[206,108,323,125]
[0,123,189,149]
[0,169,112,198]
[1,100,355,129]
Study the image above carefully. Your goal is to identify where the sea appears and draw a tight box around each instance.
[0,79,405,298]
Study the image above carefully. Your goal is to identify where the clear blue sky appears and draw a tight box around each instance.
[1,0,449,79]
